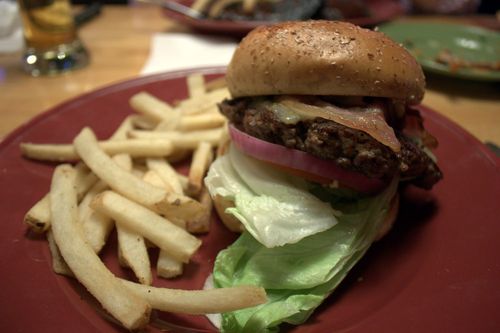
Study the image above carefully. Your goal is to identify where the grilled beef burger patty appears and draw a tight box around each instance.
[219,96,442,189]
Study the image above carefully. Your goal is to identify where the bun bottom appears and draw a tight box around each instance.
[213,193,400,240]
[213,195,246,233]
[375,193,399,241]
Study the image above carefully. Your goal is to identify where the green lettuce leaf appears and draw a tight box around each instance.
[212,174,398,332]
[205,145,339,248]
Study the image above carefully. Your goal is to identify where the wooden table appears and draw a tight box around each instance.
[0,5,499,146]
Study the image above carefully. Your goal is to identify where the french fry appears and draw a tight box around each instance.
[177,88,230,115]
[178,112,226,132]
[128,128,223,149]
[46,230,73,277]
[188,141,214,196]
[24,162,98,233]
[130,115,157,130]
[77,124,131,254]
[50,165,151,329]
[140,172,189,230]
[217,123,231,157]
[156,250,183,278]
[146,158,184,194]
[142,170,185,278]
[91,191,202,263]
[74,127,166,207]
[187,185,213,234]
[142,170,166,189]
[117,224,152,285]
[75,128,206,222]
[205,76,227,92]
[142,163,185,278]
[120,279,267,314]
[129,92,179,124]
[113,153,152,286]
[78,180,113,253]
[110,116,134,140]
[177,173,189,193]
[161,192,207,223]
[20,139,174,162]
[187,73,205,98]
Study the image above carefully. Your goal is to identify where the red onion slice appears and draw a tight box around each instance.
[229,125,386,194]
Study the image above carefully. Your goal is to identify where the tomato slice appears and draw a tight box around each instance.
[229,125,386,194]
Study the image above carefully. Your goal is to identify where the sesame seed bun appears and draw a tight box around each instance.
[226,20,425,105]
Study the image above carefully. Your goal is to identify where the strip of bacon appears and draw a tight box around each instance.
[279,97,401,152]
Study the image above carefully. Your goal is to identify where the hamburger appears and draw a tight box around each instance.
[204,20,442,332]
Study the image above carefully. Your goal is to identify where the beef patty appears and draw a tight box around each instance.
[219,98,442,189]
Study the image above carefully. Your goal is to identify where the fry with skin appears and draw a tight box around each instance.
[91,191,202,263]
[120,279,267,314]
[20,139,174,162]
[50,164,150,329]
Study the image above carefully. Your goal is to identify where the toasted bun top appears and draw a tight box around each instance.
[226,21,425,104]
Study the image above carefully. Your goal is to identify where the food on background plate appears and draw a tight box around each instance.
[191,0,322,21]
[318,0,371,21]
[204,20,443,332]
[190,0,377,23]
[435,48,500,72]
[21,74,267,330]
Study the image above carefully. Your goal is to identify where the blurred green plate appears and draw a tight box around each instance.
[378,22,500,81]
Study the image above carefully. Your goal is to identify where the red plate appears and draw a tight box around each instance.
[163,0,405,37]
[1,67,499,333]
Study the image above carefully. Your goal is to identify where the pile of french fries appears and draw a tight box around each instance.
[21,73,266,330]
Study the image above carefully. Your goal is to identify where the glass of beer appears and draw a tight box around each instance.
[17,0,89,76]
